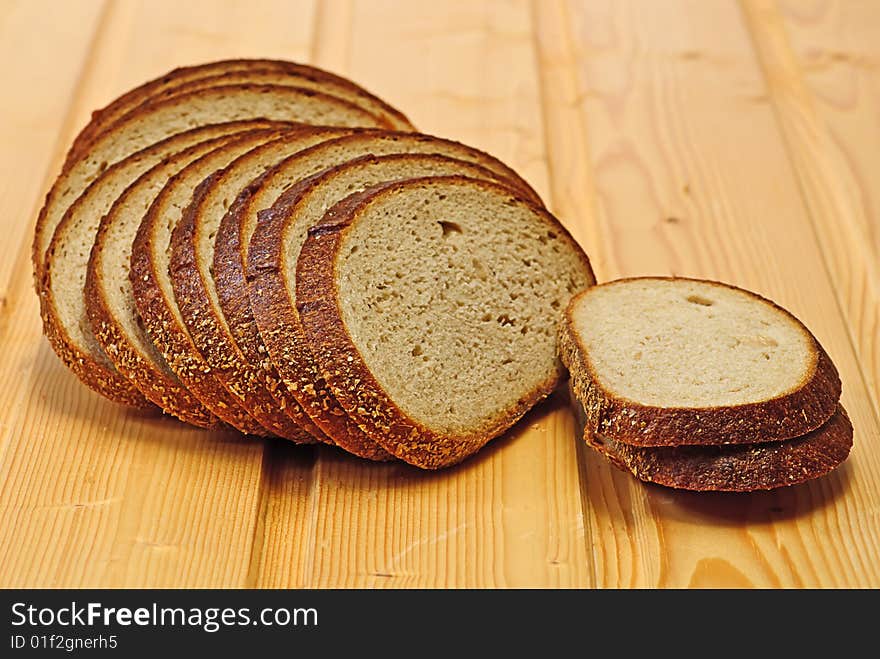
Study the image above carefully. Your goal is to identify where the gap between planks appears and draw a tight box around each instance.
[740,0,880,428]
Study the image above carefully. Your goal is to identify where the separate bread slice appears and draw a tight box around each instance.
[131,130,304,436]
[170,127,363,442]
[558,277,842,447]
[217,130,547,447]
[567,382,852,491]
[248,155,517,460]
[66,59,412,170]
[34,83,385,287]
[42,120,282,409]
[85,132,280,427]
[293,176,595,468]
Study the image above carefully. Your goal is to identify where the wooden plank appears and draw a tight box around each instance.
[255,0,594,588]
[0,0,319,587]
[537,0,880,587]
[0,0,105,303]
[743,0,880,420]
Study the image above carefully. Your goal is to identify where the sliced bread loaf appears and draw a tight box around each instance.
[215,130,548,446]
[42,120,283,409]
[248,155,515,460]
[169,127,362,443]
[66,59,412,170]
[558,278,842,447]
[567,383,852,491]
[34,83,386,288]
[292,176,595,468]
[130,130,305,436]
[85,132,281,427]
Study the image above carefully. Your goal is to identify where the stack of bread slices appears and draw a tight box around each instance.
[35,59,596,470]
[559,278,852,491]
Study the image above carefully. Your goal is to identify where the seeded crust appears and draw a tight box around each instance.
[65,59,413,170]
[85,131,276,428]
[169,128,365,442]
[567,382,852,491]
[131,130,303,436]
[218,129,545,449]
[211,127,358,445]
[292,176,595,468]
[33,83,385,288]
[248,156,515,460]
[41,121,280,411]
[558,278,842,447]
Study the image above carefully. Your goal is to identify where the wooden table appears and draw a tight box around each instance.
[1,0,878,588]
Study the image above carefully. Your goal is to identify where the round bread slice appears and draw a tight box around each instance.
[85,132,282,427]
[169,127,362,443]
[293,176,596,469]
[42,120,284,409]
[558,277,842,447]
[216,130,547,446]
[66,59,412,170]
[568,382,852,491]
[34,83,385,287]
[130,130,308,436]
[248,155,517,460]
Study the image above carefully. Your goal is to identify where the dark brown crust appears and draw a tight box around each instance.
[130,130,291,436]
[65,59,413,170]
[248,155,515,460]
[170,158,315,443]
[568,381,852,491]
[32,82,384,289]
[45,121,283,418]
[290,176,595,469]
[558,277,842,447]
[212,128,358,446]
[39,295,154,409]
[216,128,549,436]
[84,130,279,428]
[248,181,392,461]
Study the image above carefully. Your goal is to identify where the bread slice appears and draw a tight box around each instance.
[558,277,842,447]
[567,382,852,491]
[216,130,547,447]
[85,132,281,427]
[34,83,386,287]
[41,121,283,409]
[292,176,595,468]
[169,127,362,442]
[130,130,304,436]
[248,155,518,460]
[65,59,412,170]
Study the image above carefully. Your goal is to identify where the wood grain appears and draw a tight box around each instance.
[541,0,880,587]
[742,0,880,420]
[0,0,105,301]
[254,0,593,588]
[0,0,319,587]
[0,0,878,588]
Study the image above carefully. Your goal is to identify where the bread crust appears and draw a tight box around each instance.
[131,130,295,436]
[559,277,842,447]
[247,155,516,460]
[84,130,279,428]
[33,82,384,288]
[41,121,280,411]
[218,127,546,357]
[568,382,851,491]
[212,128,358,446]
[247,180,391,460]
[65,59,413,170]
[290,176,595,469]
[170,133,332,442]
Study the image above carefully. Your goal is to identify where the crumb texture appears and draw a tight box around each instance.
[570,278,816,407]
[335,179,591,434]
